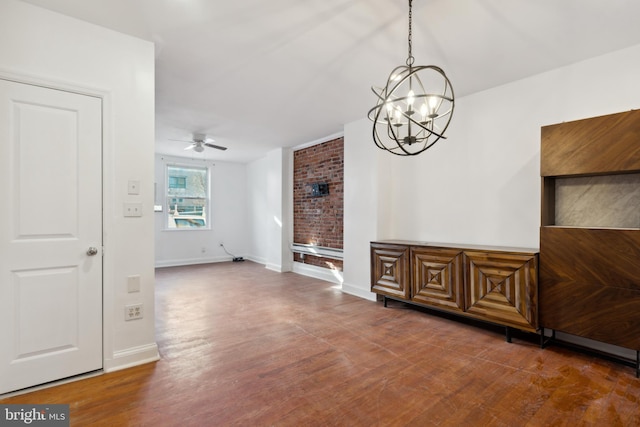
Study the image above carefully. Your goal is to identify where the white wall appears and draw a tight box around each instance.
[342,118,383,300]
[0,0,158,370]
[154,155,249,267]
[246,156,269,264]
[343,43,640,299]
[245,148,293,272]
[265,148,293,272]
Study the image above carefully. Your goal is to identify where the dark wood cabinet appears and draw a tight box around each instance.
[371,241,539,333]
[540,109,640,355]
[540,227,640,350]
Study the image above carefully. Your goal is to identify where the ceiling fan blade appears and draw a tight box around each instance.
[204,143,227,151]
[184,144,195,150]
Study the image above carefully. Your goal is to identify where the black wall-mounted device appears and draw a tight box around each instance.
[311,182,329,197]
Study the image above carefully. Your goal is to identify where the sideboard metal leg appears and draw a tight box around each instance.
[383,295,387,308]
[540,328,555,349]
[505,326,512,343]
[636,351,639,378]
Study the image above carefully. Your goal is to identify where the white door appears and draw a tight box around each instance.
[0,79,102,394]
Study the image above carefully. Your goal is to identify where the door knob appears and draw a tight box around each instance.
[87,247,98,256]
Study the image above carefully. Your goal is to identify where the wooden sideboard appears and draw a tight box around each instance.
[370,241,539,335]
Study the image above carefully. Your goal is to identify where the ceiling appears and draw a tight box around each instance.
[19,0,640,163]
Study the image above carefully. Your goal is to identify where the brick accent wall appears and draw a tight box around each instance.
[293,137,344,271]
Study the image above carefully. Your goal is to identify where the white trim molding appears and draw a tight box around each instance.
[155,256,231,268]
[292,261,343,285]
[104,343,160,373]
[292,131,344,152]
[341,282,377,301]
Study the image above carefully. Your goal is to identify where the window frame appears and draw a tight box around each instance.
[163,161,211,231]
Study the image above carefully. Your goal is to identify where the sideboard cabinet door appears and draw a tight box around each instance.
[464,251,538,331]
[371,243,410,299]
[411,247,464,312]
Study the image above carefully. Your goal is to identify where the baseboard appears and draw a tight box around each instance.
[292,261,343,285]
[103,343,160,373]
[245,255,266,265]
[341,282,377,301]
[265,262,282,272]
[155,256,230,268]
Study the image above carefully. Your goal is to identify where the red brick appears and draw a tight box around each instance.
[293,138,344,271]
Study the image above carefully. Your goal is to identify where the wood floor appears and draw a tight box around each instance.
[2,261,640,426]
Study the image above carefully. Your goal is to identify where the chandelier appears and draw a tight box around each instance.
[368,0,454,156]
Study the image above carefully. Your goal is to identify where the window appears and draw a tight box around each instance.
[168,176,187,189]
[166,164,209,229]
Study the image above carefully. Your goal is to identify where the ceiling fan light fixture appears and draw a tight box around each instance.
[171,133,227,152]
[368,0,455,156]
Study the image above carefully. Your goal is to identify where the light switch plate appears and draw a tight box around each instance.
[128,180,140,195]
[127,275,141,293]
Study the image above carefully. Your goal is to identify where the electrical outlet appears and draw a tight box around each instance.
[125,303,143,320]
[123,202,143,217]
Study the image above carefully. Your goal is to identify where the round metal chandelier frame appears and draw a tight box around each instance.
[368,0,455,156]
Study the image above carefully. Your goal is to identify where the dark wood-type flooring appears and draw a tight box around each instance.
[2,261,640,426]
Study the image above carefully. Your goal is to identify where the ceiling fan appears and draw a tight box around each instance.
[172,133,227,152]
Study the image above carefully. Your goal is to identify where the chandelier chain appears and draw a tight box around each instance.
[407,0,414,66]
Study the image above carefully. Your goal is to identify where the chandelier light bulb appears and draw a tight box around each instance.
[386,102,394,119]
[394,108,403,126]
[420,103,428,122]
[428,96,439,117]
[407,90,415,109]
